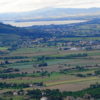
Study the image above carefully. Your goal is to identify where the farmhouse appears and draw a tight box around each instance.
[40,97,48,100]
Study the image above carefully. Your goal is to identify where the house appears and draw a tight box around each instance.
[40,97,48,100]
[13,91,18,96]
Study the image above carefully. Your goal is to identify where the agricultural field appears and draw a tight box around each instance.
[60,37,100,41]
[2,49,100,69]
[0,41,100,92]
[0,47,8,51]
[0,18,100,99]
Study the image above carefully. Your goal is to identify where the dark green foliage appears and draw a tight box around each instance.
[44,53,88,60]
[27,89,42,99]
[1,83,100,100]
[0,73,27,79]
[95,70,100,75]
[0,56,28,60]
[0,82,29,89]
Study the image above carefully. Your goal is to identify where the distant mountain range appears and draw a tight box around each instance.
[0,7,100,22]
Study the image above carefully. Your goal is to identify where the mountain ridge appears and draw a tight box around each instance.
[0,7,100,21]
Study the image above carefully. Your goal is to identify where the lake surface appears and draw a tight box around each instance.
[3,20,87,27]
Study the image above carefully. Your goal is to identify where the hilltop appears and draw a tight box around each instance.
[0,8,100,22]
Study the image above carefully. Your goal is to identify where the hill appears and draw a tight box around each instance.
[0,8,100,22]
[0,18,100,48]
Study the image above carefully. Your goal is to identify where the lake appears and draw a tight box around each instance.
[3,20,87,27]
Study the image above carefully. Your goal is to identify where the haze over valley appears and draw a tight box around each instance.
[0,7,100,27]
[0,0,100,100]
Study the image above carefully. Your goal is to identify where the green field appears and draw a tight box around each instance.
[0,44,100,92]
[11,47,58,54]
[4,49,100,69]
[0,47,8,51]
[60,37,100,41]
[45,76,100,86]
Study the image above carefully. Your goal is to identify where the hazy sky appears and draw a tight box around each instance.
[0,0,100,13]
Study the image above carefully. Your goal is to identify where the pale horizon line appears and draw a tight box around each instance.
[0,7,100,14]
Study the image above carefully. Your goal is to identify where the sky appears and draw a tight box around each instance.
[0,0,100,13]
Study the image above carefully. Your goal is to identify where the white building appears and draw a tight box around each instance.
[40,97,48,100]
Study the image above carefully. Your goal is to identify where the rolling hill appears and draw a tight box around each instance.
[0,18,100,48]
[0,8,100,22]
